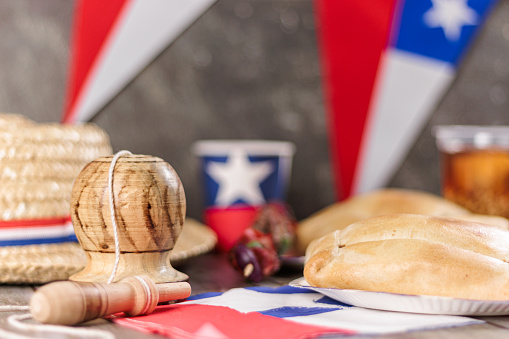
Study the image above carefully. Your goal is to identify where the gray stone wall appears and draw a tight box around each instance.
[0,0,508,221]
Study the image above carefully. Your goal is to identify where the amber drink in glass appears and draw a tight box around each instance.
[435,126,509,218]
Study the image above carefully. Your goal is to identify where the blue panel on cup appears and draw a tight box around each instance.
[201,153,285,207]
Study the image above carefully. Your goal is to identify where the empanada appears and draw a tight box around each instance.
[304,238,509,300]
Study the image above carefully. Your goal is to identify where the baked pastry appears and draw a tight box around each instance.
[296,188,509,254]
[304,214,509,300]
[304,238,509,300]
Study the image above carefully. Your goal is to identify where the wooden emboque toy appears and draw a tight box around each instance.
[69,153,188,283]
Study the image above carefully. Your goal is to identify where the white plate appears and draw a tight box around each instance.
[289,277,509,316]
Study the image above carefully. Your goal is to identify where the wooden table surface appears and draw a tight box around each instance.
[1,251,509,338]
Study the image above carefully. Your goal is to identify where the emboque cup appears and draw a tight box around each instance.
[193,140,295,251]
[70,154,188,283]
[435,125,509,218]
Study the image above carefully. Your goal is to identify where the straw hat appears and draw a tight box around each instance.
[0,114,216,284]
[0,114,112,283]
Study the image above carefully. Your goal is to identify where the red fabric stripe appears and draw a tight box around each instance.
[0,216,71,228]
[114,304,354,338]
[315,0,399,200]
[62,0,130,123]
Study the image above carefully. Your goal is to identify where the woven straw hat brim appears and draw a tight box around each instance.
[0,242,85,284]
[172,218,217,264]
[0,218,217,284]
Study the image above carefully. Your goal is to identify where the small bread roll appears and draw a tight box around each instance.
[304,238,509,300]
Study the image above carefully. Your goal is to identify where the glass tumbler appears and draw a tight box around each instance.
[435,125,509,218]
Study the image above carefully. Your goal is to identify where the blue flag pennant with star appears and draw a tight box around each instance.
[394,0,498,66]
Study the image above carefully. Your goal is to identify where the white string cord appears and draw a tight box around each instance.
[107,150,133,284]
[0,309,114,339]
[8,314,115,339]
[0,306,29,312]
[134,276,153,315]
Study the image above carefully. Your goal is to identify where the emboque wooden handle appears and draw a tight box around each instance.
[30,275,191,325]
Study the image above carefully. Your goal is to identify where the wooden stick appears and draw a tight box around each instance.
[30,275,191,325]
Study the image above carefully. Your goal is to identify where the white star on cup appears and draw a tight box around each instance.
[206,149,273,206]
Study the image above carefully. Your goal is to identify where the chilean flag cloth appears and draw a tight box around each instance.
[317,0,499,200]
[114,285,481,338]
[194,141,295,251]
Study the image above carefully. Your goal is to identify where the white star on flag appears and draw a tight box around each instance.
[206,149,273,206]
[192,323,228,338]
[423,0,478,41]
